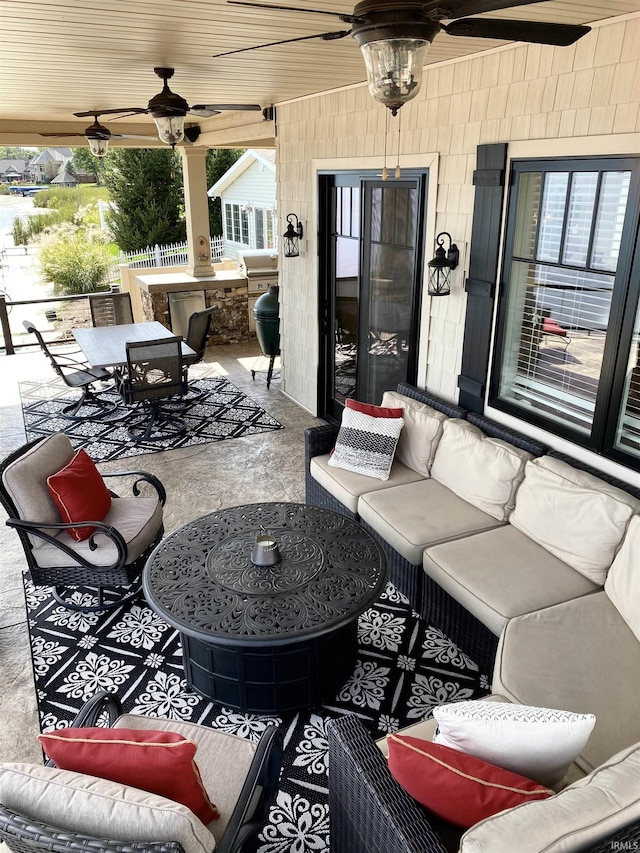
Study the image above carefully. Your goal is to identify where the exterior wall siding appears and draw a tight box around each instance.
[275,14,640,416]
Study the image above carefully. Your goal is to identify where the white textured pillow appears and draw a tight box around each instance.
[0,763,216,853]
[460,740,640,853]
[381,391,447,478]
[605,513,640,643]
[430,420,532,521]
[328,403,404,481]
[432,700,596,788]
[510,456,635,584]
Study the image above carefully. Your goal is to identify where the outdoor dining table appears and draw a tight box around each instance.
[73,321,196,369]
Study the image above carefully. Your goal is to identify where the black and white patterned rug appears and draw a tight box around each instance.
[24,575,489,852]
[19,376,283,462]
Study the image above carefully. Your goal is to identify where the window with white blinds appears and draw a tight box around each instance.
[492,159,640,466]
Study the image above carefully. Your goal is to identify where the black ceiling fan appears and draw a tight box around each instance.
[216,0,590,113]
[107,67,263,146]
[40,109,159,157]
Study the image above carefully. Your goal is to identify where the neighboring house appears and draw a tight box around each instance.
[0,159,31,182]
[30,147,72,183]
[50,170,78,188]
[208,149,276,260]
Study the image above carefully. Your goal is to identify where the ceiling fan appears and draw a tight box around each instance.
[40,110,158,158]
[217,0,591,114]
[106,67,263,146]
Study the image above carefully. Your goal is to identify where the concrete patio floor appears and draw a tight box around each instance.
[0,340,322,765]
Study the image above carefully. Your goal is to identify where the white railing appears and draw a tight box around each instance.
[118,236,226,269]
[105,235,226,284]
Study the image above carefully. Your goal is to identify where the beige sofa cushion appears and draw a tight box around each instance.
[0,763,216,853]
[509,456,637,584]
[604,513,640,643]
[359,479,505,566]
[460,740,640,853]
[310,453,424,514]
[423,525,598,636]
[430,420,532,522]
[381,390,448,478]
[493,591,640,775]
[114,714,257,847]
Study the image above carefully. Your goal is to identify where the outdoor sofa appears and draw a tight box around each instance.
[305,383,640,850]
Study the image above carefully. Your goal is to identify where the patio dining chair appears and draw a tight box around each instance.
[89,291,134,327]
[117,336,188,444]
[0,690,283,853]
[182,305,217,400]
[23,319,118,420]
[0,432,166,613]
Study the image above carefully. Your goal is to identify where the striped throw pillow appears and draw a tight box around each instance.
[328,398,404,480]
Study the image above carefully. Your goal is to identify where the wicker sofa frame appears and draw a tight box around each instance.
[327,714,640,853]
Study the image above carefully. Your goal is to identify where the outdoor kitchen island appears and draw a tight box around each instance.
[143,502,388,714]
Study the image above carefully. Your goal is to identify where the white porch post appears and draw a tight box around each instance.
[180,146,212,277]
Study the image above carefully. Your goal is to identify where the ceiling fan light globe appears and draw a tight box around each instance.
[87,136,110,157]
[360,37,429,113]
[153,114,185,146]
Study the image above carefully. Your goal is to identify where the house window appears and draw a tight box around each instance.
[490,155,640,466]
[254,208,276,249]
[224,203,249,245]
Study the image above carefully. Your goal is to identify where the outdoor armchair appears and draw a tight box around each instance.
[23,319,117,420]
[89,291,134,327]
[0,690,283,853]
[0,432,166,612]
[182,305,217,399]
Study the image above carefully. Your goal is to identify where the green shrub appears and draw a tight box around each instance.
[0,184,9,196]
[38,225,113,294]
[11,217,28,245]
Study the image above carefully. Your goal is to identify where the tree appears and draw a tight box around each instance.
[72,147,104,183]
[103,148,186,252]
[206,148,244,237]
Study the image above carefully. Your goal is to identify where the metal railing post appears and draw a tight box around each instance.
[0,295,14,354]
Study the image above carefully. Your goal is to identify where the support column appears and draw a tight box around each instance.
[180,146,212,277]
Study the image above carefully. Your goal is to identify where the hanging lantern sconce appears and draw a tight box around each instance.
[283,213,303,258]
[427,232,459,297]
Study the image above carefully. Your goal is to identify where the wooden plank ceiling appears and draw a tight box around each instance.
[0,0,635,148]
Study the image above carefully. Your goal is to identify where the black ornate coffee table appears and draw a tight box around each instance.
[143,502,388,714]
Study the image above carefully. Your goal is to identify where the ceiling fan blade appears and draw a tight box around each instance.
[107,110,150,120]
[190,103,262,112]
[112,133,160,140]
[73,108,146,118]
[212,28,350,58]
[39,132,86,138]
[445,17,590,45]
[423,0,549,18]
[227,0,361,23]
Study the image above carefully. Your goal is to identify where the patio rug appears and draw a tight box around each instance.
[19,375,283,462]
[24,575,489,853]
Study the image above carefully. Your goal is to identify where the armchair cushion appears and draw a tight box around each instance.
[1,433,74,541]
[38,727,218,825]
[604,513,640,643]
[46,449,112,541]
[31,495,163,568]
[328,398,404,481]
[430,420,532,521]
[432,700,596,789]
[460,740,640,853]
[0,763,216,853]
[387,735,552,829]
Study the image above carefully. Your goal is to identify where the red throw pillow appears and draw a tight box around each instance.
[38,727,219,825]
[387,734,552,828]
[46,449,112,542]
[346,397,404,418]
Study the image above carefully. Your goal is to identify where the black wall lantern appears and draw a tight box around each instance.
[283,213,303,258]
[427,232,459,297]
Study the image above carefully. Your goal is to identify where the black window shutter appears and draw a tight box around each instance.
[457,143,508,413]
